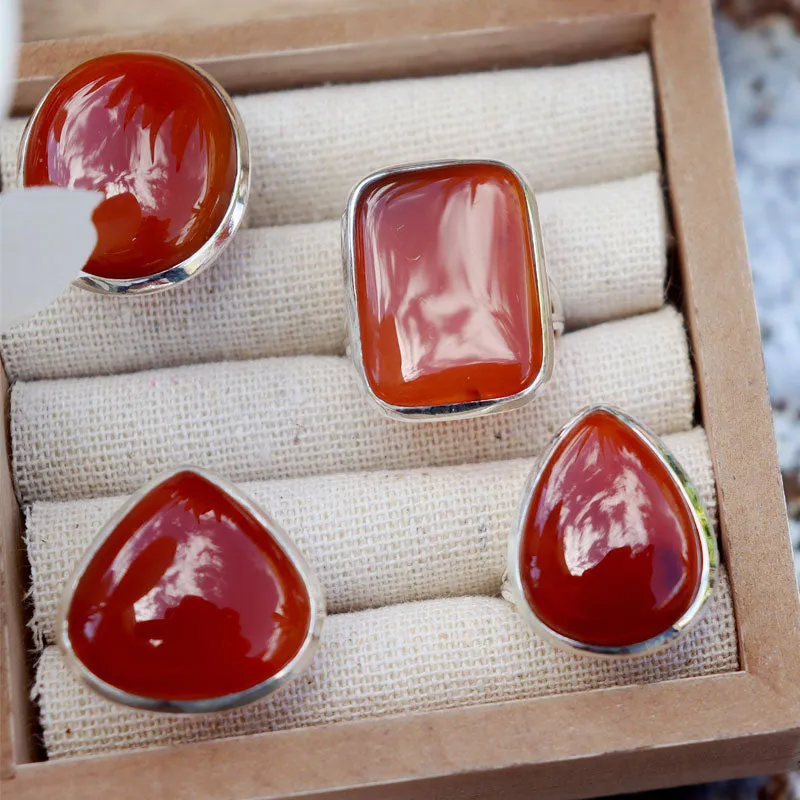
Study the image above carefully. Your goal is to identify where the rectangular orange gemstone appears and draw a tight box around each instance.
[352,161,544,410]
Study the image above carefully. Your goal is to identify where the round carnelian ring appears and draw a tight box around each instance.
[506,405,717,657]
[58,468,324,712]
[19,52,249,295]
[343,159,563,421]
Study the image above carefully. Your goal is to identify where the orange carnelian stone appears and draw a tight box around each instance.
[354,162,543,409]
[519,409,703,648]
[67,471,311,701]
[22,53,237,280]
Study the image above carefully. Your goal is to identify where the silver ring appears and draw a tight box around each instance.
[505,404,717,658]
[343,159,561,421]
[58,466,325,713]
[17,52,249,296]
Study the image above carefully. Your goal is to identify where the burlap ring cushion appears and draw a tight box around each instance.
[0,53,738,760]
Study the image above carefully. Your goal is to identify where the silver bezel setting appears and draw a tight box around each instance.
[343,159,557,422]
[57,466,325,713]
[17,52,250,296]
[506,404,717,658]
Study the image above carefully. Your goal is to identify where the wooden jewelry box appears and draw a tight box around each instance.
[3,1,800,797]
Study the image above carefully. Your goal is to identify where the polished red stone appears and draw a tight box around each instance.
[22,52,237,280]
[518,409,703,648]
[67,471,311,701]
[354,162,543,409]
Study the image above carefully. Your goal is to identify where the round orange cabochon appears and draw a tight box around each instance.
[22,53,238,280]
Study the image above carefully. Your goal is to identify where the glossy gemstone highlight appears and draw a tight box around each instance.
[65,471,312,701]
[353,162,543,410]
[22,52,238,280]
[518,409,704,648]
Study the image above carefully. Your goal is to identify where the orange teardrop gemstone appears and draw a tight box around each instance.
[353,162,544,409]
[22,53,238,280]
[66,471,312,702]
[518,408,705,648]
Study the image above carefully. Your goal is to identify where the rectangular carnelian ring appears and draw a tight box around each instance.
[343,160,557,421]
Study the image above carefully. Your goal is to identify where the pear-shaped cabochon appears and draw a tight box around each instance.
[516,407,714,651]
[62,469,321,710]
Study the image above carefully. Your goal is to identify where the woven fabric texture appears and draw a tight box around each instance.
[34,572,738,760]
[0,55,658,225]
[6,55,740,762]
[11,307,694,504]
[0,115,23,191]
[0,172,666,382]
[25,426,714,647]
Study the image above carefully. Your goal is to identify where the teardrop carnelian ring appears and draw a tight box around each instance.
[343,159,564,421]
[506,405,717,658]
[18,52,249,296]
[58,467,325,713]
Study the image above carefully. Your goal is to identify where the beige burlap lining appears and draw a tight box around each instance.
[11,307,693,505]
[1,54,739,760]
[0,172,666,382]
[0,115,23,192]
[34,571,738,760]
[25,426,715,646]
[0,55,658,224]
